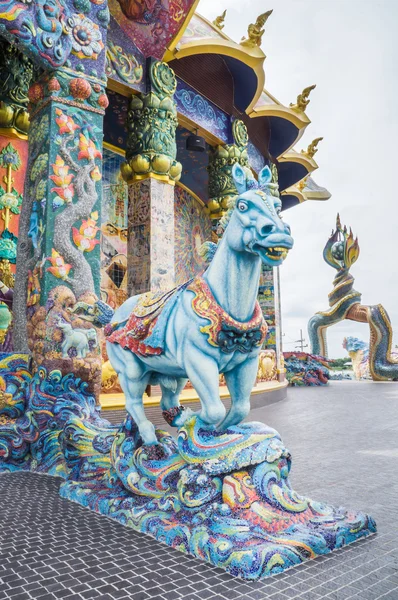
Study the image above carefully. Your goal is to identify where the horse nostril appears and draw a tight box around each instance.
[284,224,291,234]
[261,224,274,236]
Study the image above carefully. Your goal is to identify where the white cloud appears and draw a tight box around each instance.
[197,0,398,358]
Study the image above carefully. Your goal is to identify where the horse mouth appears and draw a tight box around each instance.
[263,246,289,261]
[252,243,291,261]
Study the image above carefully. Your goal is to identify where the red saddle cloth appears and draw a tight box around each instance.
[105,287,179,356]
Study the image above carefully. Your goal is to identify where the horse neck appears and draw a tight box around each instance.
[203,234,262,322]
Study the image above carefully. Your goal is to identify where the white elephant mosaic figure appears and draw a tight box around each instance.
[57,320,97,359]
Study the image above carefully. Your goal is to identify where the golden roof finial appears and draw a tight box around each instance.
[213,10,227,30]
[290,84,316,112]
[301,137,323,159]
[240,10,273,48]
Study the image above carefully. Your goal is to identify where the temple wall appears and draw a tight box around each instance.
[0,136,28,265]
[174,185,213,285]
[101,149,128,310]
[258,267,276,350]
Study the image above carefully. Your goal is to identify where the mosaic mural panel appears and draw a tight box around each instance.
[108,0,196,60]
[174,185,213,285]
[258,266,276,350]
[101,149,128,310]
[106,17,145,92]
[0,136,28,351]
[175,79,230,143]
[248,140,266,174]
[179,13,222,44]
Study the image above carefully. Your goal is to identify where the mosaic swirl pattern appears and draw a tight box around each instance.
[0,360,376,580]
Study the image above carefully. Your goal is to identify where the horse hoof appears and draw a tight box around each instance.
[163,406,194,427]
[142,444,165,460]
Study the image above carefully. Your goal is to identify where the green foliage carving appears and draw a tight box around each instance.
[30,154,49,182]
[207,119,250,214]
[122,61,182,183]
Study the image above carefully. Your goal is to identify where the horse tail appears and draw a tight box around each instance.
[150,373,178,393]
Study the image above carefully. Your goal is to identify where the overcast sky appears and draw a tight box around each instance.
[198,0,398,358]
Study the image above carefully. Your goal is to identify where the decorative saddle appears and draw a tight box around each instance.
[105,277,267,357]
[105,282,190,356]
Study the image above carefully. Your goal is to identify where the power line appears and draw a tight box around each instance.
[294,329,308,352]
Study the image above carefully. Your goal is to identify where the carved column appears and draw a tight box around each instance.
[10,70,108,390]
[127,179,175,295]
[122,60,181,295]
[207,119,250,219]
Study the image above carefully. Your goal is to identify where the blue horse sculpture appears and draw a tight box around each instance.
[106,164,293,445]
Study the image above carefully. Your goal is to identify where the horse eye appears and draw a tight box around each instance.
[238,201,247,212]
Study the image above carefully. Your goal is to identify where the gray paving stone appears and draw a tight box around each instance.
[0,381,397,600]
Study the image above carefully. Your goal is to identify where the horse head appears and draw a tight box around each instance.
[226,163,294,268]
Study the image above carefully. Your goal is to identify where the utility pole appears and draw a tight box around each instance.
[295,329,308,352]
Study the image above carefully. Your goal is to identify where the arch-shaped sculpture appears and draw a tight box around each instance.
[308,214,398,380]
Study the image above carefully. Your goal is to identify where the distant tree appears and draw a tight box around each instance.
[329,357,352,370]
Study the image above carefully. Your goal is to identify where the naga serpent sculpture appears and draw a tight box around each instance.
[308,214,398,380]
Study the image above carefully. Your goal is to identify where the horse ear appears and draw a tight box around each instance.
[258,165,272,189]
[231,163,247,194]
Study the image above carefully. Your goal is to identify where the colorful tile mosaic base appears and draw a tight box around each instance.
[60,409,376,580]
[0,358,376,580]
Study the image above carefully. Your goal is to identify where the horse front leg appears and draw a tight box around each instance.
[185,352,226,426]
[106,343,156,445]
[220,355,259,429]
[160,377,192,427]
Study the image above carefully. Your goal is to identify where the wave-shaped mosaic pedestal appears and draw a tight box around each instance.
[60,414,376,580]
[0,363,375,580]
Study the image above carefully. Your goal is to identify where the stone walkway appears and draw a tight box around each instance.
[1,381,397,600]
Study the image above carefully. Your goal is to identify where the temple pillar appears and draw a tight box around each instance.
[127,179,175,295]
[0,40,32,349]
[11,69,108,394]
[122,60,181,294]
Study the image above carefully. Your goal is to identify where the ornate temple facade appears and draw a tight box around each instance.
[0,0,330,402]
[0,3,380,580]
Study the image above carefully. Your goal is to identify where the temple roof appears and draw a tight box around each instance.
[281,176,332,210]
[106,3,330,209]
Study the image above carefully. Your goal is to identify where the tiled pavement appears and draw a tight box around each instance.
[1,381,398,600]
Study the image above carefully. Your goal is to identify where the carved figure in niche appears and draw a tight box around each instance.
[105,164,293,445]
[116,0,165,22]
[57,319,98,359]
[257,349,277,381]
